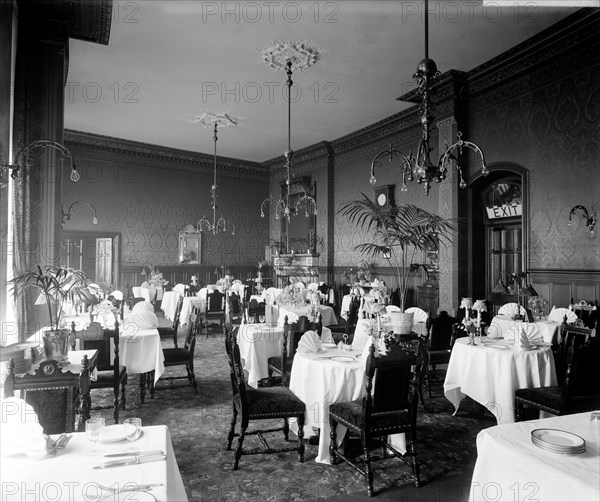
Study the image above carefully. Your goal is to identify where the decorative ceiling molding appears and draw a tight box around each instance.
[64,130,265,181]
[467,9,599,98]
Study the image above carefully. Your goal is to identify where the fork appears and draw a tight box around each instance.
[95,482,162,493]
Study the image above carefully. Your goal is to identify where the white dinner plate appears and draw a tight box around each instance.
[99,424,139,443]
[100,491,157,502]
[329,356,355,362]
[531,429,586,450]
[321,343,337,349]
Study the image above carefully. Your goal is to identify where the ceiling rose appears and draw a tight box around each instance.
[260,40,322,71]
[190,111,240,128]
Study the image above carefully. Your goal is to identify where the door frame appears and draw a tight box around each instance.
[61,231,121,289]
[467,162,529,301]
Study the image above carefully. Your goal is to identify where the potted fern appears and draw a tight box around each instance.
[9,266,88,365]
[339,194,456,333]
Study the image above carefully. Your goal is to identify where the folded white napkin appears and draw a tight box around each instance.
[1,397,48,460]
[385,305,401,314]
[507,322,540,343]
[548,307,578,324]
[405,307,428,323]
[497,302,526,317]
[296,330,322,353]
[126,311,158,329]
[321,327,334,344]
[132,300,154,313]
[173,283,186,294]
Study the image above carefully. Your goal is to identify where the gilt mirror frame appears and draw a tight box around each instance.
[179,225,202,264]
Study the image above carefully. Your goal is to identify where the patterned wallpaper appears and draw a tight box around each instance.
[469,65,600,270]
[63,133,269,268]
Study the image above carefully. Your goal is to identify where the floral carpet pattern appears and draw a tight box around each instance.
[92,321,494,501]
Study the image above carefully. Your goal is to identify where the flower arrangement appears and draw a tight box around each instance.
[276,283,306,308]
[92,299,120,325]
[217,274,232,291]
[367,320,397,358]
[528,296,549,319]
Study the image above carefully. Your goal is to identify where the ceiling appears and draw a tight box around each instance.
[65,1,578,162]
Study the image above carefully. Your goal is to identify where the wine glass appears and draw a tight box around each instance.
[123,417,142,451]
[85,417,105,456]
[258,315,265,324]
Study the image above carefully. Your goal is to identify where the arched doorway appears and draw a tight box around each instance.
[468,163,529,309]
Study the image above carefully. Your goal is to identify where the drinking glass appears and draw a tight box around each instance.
[85,417,105,456]
[258,315,265,324]
[123,417,142,451]
[590,411,600,448]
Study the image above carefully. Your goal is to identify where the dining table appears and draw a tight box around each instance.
[444,337,557,424]
[488,315,561,344]
[161,291,204,326]
[268,304,338,326]
[469,411,599,502]
[289,345,367,463]
[0,422,188,501]
[236,322,285,389]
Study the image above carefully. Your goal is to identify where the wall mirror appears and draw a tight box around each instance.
[281,177,317,254]
[179,225,202,264]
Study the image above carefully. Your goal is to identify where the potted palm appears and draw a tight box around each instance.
[339,194,456,334]
[9,266,88,365]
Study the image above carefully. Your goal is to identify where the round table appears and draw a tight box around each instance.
[444,337,557,424]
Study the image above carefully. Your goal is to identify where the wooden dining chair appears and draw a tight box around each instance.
[225,327,305,470]
[204,289,226,337]
[329,338,424,496]
[267,315,309,387]
[423,311,455,399]
[154,307,200,394]
[247,298,266,323]
[73,321,127,424]
[227,292,245,326]
[515,322,600,421]
[158,295,183,348]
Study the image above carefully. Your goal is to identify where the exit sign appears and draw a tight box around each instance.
[486,203,522,219]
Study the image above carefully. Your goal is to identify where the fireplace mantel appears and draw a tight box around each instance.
[273,253,319,287]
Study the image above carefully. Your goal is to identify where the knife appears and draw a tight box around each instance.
[104,449,165,458]
[93,454,167,469]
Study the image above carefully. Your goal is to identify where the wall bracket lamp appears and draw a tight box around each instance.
[568,205,596,238]
[61,200,98,227]
[2,140,79,183]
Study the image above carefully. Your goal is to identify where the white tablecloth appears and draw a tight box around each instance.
[161,291,204,326]
[237,323,284,389]
[274,304,338,326]
[488,315,561,344]
[0,424,187,501]
[352,319,428,352]
[469,411,600,502]
[133,286,159,303]
[444,338,557,424]
[289,347,366,463]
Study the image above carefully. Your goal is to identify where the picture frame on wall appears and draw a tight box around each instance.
[179,228,201,264]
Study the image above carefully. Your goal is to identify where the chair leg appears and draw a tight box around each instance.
[139,373,146,404]
[188,363,198,393]
[297,413,305,463]
[283,418,289,441]
[329,417,338,465]
[233,426,246,470]
[363,439,374,497]
[149,371,155,399]
[408,436,421,488]
[226,407,238,450]
[120,376,127,410]
[113,385,119,424]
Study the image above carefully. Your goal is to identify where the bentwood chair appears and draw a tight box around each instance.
[74,321,127,424]
[156,307,199,393]
[158,295,183,348]
[329,339,424,496]
[225,327,305,470]
[515,322,600,420]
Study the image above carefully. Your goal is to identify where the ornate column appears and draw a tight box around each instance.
[437,117,459,314]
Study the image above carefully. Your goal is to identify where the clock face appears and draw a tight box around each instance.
[377,193,387,206]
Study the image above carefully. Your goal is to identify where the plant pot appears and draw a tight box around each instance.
[42,329,71,367]
[389,312,414,335]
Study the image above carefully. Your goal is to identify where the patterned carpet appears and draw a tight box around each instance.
[92,320,495,501]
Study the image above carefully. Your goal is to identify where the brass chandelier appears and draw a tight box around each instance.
[369,0,487,196]
[260,40,320,222]
[192,112,238,235]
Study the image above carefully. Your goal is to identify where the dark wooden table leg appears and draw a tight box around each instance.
[149,371,155,399]
[140,372,146,404]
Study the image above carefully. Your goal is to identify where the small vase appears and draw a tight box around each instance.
[42,329,70,367]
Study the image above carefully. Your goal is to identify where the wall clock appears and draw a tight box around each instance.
[374,185,395,210]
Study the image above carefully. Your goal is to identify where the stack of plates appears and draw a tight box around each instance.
[531,429,586,454]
